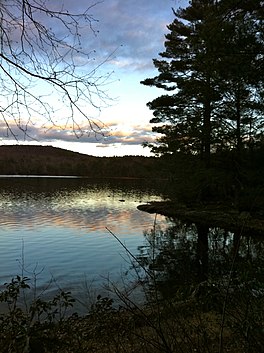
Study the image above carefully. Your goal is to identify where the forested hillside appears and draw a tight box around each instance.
[0,145,167,178]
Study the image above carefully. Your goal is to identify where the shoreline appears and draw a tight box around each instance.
[137,201,264,236]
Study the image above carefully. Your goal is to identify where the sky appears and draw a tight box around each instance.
[1,0,188,157]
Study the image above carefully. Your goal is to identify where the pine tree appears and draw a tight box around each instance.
[141,0,264,166]
[214,0,264,157]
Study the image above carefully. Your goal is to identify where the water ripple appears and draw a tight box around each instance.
[0,178,170,301]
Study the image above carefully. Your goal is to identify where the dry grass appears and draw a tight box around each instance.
[25,288,263,353]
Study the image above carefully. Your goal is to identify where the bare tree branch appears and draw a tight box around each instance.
[0,0,112,141]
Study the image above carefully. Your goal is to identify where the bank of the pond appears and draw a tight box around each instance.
[2,283,263,353]
[137,201,264,235]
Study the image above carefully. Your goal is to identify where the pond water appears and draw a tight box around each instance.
[1,176,264,315]
[0,176,171,309]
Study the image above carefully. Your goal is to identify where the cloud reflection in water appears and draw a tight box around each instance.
[0,177,170,304]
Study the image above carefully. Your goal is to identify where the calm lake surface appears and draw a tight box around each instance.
[1,176,264,316]
[0,176,171,307]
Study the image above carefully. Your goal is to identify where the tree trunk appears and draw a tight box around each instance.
[235,86,242,162]
[203,97,211,168]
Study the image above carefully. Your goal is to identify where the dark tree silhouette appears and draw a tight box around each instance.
[141,0,264,166]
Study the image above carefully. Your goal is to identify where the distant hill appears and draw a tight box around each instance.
[0,145,167,178]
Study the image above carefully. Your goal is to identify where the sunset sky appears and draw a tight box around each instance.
[1,0,188,156]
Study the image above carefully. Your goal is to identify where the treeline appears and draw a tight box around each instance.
[0,145,167,179]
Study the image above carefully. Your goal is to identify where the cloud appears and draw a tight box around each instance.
[0,120,156,147]
[97,124,156,146]
[83,0,177,72]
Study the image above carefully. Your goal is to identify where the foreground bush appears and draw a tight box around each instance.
[1,273,264,353]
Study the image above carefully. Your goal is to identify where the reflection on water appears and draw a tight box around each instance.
[0,177,170,303]
[137,220,264,300]
[3,176,263,314]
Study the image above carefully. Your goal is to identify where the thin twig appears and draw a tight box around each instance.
[106,226,154,279]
